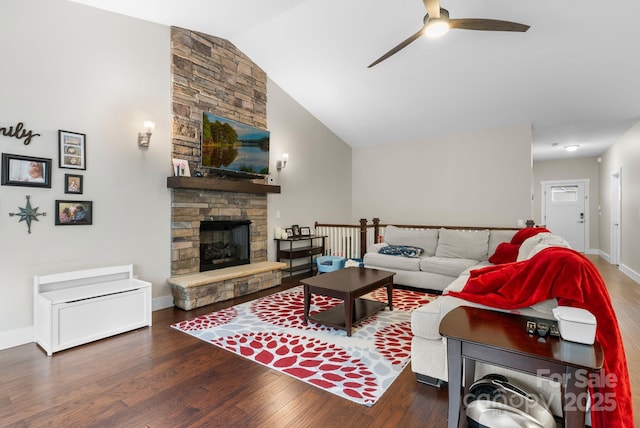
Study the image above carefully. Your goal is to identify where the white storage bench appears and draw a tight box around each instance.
[34,264,152,356]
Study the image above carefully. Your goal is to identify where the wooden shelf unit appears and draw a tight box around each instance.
[275,235,326,280]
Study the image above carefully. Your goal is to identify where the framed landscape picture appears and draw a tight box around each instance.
[58,130,86,170]
[1,153,52,188]
[55,200,93,225]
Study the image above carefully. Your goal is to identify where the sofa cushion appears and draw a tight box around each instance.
[362,252,421,271]
[435,228,490,260]
[527,235,571,259]
[411,297,442,340]
[384,226,439,256]
[516,232,572,261]
[419,257,479,278]
[517,233,550,260]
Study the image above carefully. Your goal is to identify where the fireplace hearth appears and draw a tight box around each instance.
[200,220,251,272]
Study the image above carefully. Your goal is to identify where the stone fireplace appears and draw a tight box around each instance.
[168,184,284,310]
[199,219,251,272]
[170,188,268,276]
[167,28,285,310]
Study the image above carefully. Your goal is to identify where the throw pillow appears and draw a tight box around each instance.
[488,242,519,264]
[379,245,423,258]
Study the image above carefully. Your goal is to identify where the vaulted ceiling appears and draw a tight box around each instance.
[70,0,640,161]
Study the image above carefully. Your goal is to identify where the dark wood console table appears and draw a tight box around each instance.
[440,306,603,428]
[275,235,326,281]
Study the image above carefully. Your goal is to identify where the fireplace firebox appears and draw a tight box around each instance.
[200,220,251,272]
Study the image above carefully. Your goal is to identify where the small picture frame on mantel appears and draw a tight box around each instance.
[172,158,191,177]
[300,227,311,236]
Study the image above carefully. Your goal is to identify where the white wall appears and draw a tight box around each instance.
[533,157,600,251]
[600,120,640,281]
[266,79,353,259]
[0,0,355,349]
[351,124,533,226]
[0,0,172,348]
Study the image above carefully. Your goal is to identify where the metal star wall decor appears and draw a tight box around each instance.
[9,195,46,233]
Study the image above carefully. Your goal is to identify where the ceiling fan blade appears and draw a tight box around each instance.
[423,0,441,18]
[450,19,529,32]
[368,28,425,68]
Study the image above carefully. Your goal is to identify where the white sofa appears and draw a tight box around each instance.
[410,231,571,417]
[363,225,520,292]
[364,225,572,416]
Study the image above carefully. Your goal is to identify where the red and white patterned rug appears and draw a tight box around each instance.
[171,285,438,406]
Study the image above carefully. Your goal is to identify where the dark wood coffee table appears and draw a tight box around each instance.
[440,306,603,428]
[300,267,395,336]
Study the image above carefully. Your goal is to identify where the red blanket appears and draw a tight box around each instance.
[449,247,633,428]
[488,227,550,264]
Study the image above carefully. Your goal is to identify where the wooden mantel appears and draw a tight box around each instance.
[167,176,281,194]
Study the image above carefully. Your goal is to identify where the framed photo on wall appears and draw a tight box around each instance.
[55,200,93,225]
[1,153,52,188]
[64,174,83,194]
[58,130,86,170]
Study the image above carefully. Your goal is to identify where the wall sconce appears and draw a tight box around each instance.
[138,120,155,148]
[276,153,289,170]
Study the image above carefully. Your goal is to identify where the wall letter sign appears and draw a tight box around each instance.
[0,122,41,145]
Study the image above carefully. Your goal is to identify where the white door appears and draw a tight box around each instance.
[543,182,587,252]
[611,170,621,265]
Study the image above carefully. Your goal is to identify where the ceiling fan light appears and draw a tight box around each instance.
[424,19,450,38]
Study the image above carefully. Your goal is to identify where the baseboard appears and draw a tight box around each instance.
[0,326,33,351]
[598,250,611,263]
[1,297,175,352]
[585,248,599,255]
[620,263,640,284]
[153,294,175,311]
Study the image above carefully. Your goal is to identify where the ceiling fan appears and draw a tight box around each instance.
[368,0,530,68]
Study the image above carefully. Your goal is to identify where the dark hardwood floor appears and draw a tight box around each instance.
[1,255,638,427]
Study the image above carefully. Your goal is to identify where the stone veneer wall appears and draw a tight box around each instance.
[171,27,267,170]
[170,27,269,276]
